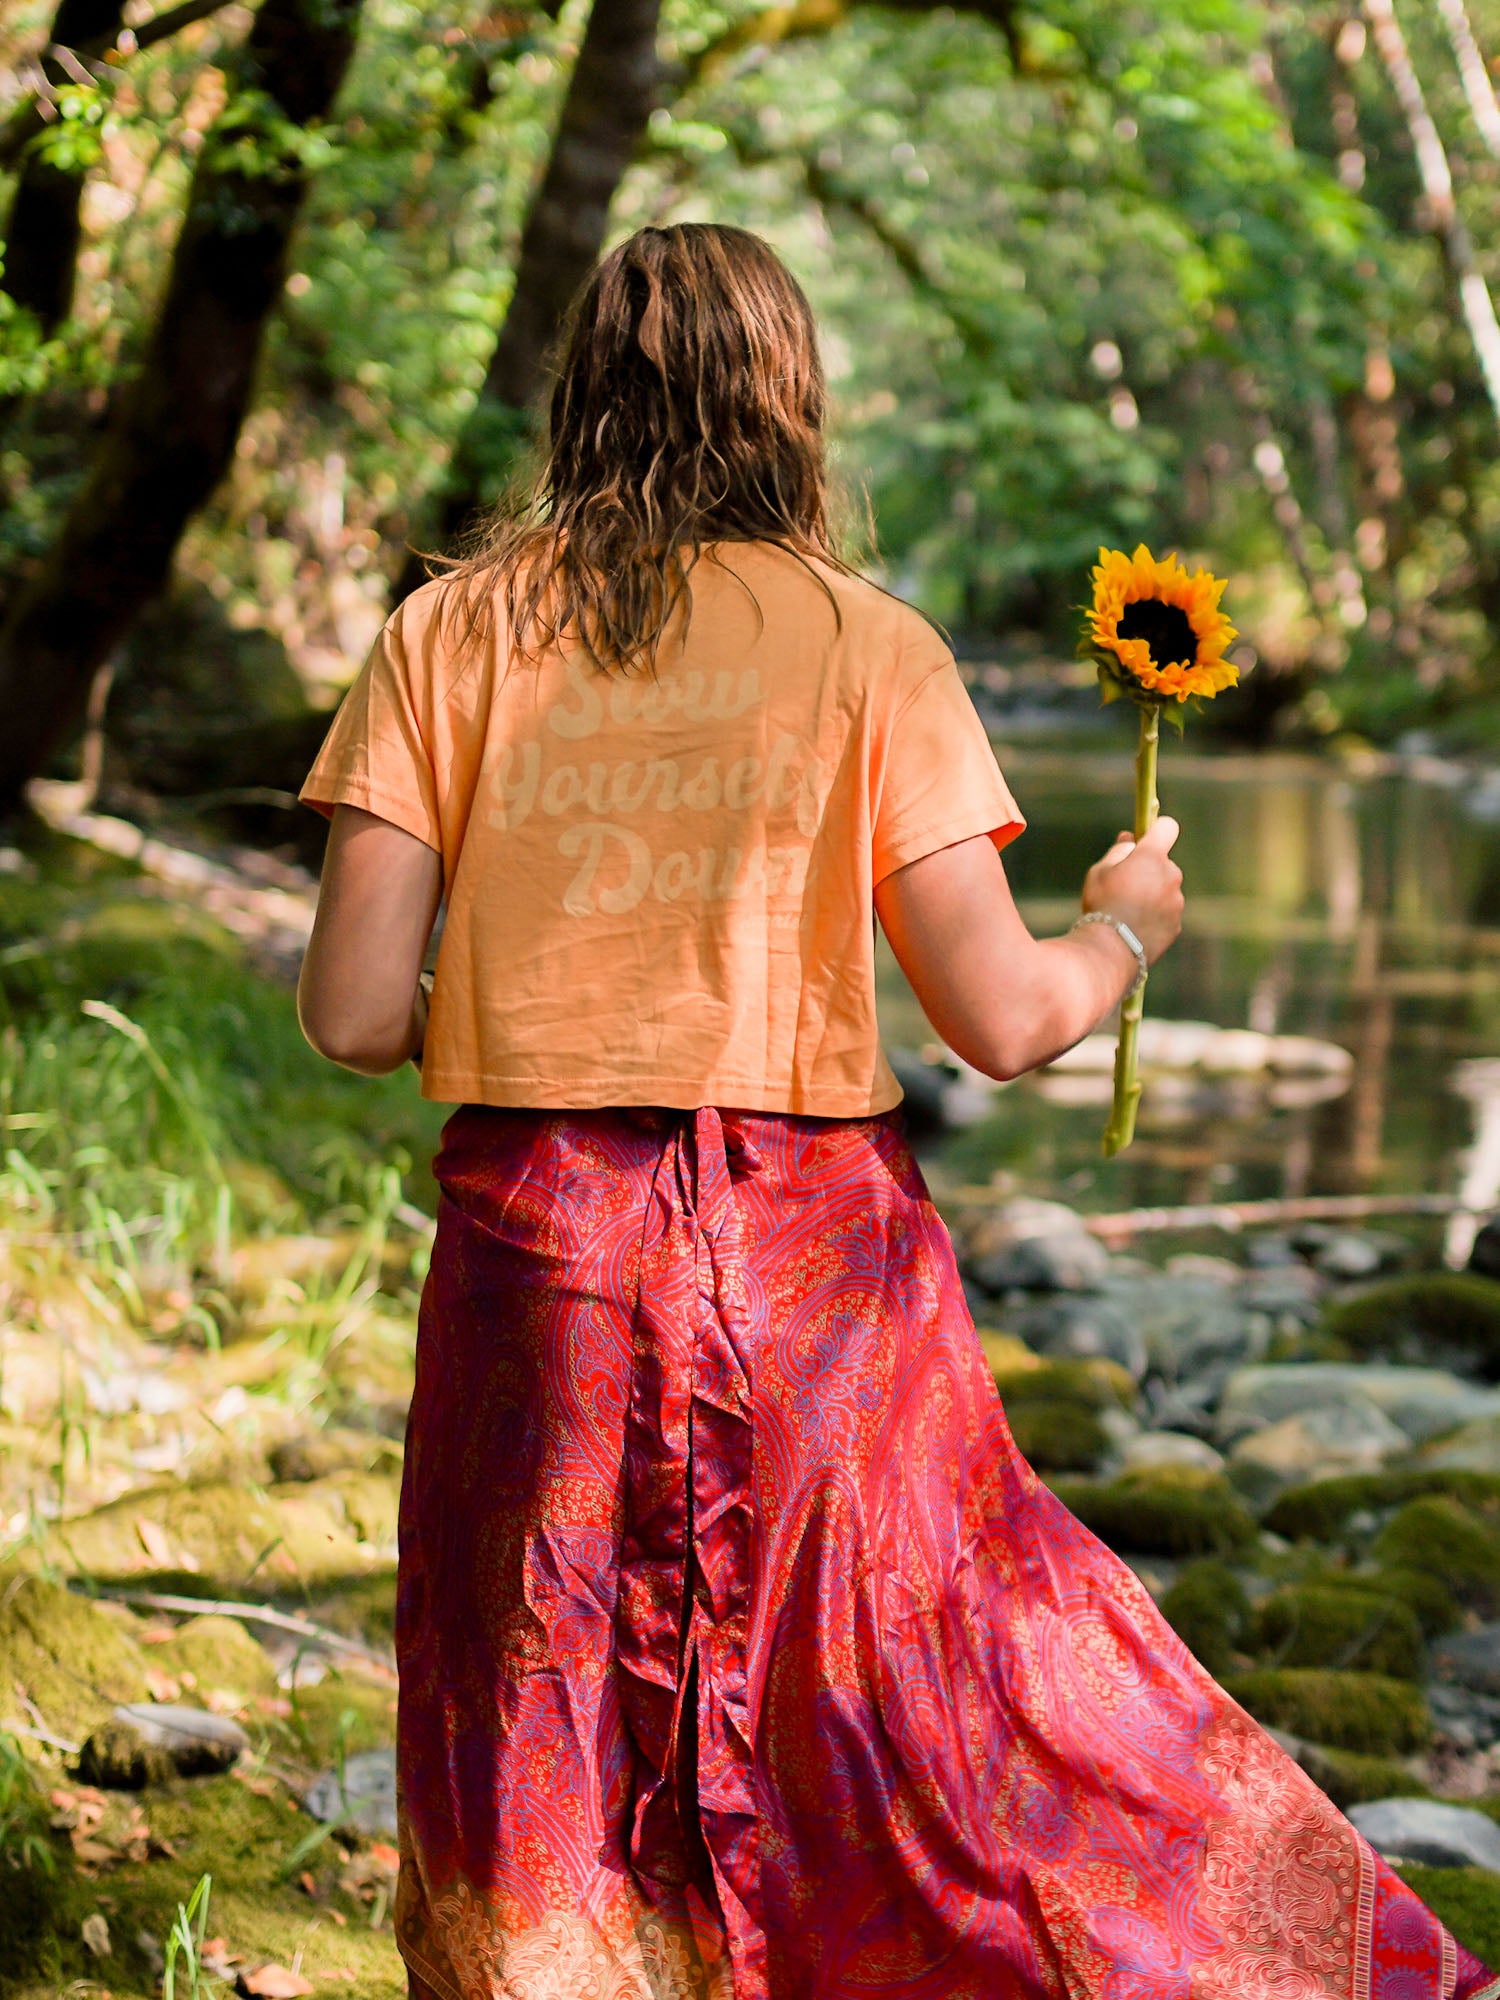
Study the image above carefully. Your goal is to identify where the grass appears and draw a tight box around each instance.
[0,827,423,1993]
[0,824,446,1262]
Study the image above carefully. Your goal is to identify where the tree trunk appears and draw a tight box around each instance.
[391,0,1021,608]
[1434,0,1500,157]
[391,0,665,602]
[1,0,126,332]
[0,0,364,813]
[1363,0,1500,426]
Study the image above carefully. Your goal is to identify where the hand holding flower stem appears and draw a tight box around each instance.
[1083,546,1240,1157]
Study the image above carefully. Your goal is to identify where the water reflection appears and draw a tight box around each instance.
[877,748,1500,1225]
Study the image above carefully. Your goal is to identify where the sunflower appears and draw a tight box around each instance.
[1088,544,1238,704]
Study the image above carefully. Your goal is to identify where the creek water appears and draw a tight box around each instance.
[876,739,1500,1239]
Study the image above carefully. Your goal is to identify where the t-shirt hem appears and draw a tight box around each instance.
[873,804,1026,887]
[416,1071,908,1118]
[298,774,442,853]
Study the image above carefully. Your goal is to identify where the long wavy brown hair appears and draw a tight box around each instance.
[431,223,849,673]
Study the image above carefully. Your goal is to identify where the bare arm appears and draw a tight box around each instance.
[297,805,444,1075]
[874,819,1184,1083]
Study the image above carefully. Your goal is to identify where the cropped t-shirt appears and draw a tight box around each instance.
[299,541,1025,1115]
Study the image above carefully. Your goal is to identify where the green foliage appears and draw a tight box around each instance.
[1053,1467,1257,1557]
[26,80,110,173]
[1374,1497,1500,1615]
[1253,1585,1425,1681]
[1224,1669,1430,1754]
[0,1732,56,1881]
[0,1730,74,1983]
[7,0,1499,725]
[201,93,346,184]
[162,1873,214,2000]
[1325,1276,1500,1380]
[1157,1558,1251,1674]
[0,839,445,1259]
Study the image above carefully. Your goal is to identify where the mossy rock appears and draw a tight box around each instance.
[0,1572,153,1742]
[1224,1668,1429,1754]
[998,1358,1134,1411]
[1054,1468,1257,1558]
[51,1469,402,1595]
[1264,1469,1500,1543]
[1327,1274,1500,1378]
[1351,1565,1462,1640]
[1253,1586,1425,1681]
[155,1613,279,1704]
[976,1330,1043,1378]
[1394,1867,1500,1967]
[4,1762,409,1996]
[1374,1496,1500,1615]
[1007,1399,1109,1473]
[75,1717,179,1789]
[276,1666,397,1767]
[1294,1742,1431,1810]
[307,1570,399,1648]
[1158,1560,1252,1675]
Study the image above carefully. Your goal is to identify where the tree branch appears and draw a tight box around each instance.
[0,0,238,175]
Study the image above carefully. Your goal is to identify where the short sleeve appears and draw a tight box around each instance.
[871,651,1025,887]
[298,607,442,852]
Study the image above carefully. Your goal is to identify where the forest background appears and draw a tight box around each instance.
[6,0,1500,1989]
[10,0,1500,800]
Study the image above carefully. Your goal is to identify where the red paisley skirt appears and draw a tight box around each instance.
[394,1102,1499,2000]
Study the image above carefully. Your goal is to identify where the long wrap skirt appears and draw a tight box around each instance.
[395,1102,1500,2000]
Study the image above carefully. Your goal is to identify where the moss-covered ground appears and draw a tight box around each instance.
[1,824,426,1991]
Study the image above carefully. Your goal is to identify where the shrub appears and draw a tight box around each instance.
[1253,1586,1425,1681]
[1374,1497,1500,1614]
[1224,1669,1430,1754]
[1327,1275,1500,1378]
[1158,1560,1252,1675]
[1053,1468,1257,1558]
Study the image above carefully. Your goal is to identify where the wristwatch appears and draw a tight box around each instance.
[1070,911,1149,999]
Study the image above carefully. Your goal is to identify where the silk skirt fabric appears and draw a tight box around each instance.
[394,1102,1498,2000]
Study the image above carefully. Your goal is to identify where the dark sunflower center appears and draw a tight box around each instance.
[1117,598,1196,665]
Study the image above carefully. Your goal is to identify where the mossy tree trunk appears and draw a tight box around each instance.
[0,0,365,815]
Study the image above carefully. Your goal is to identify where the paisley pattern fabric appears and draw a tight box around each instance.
[394,1102,1497,2000]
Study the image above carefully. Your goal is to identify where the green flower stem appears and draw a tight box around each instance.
[1101,703,1161,1158]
